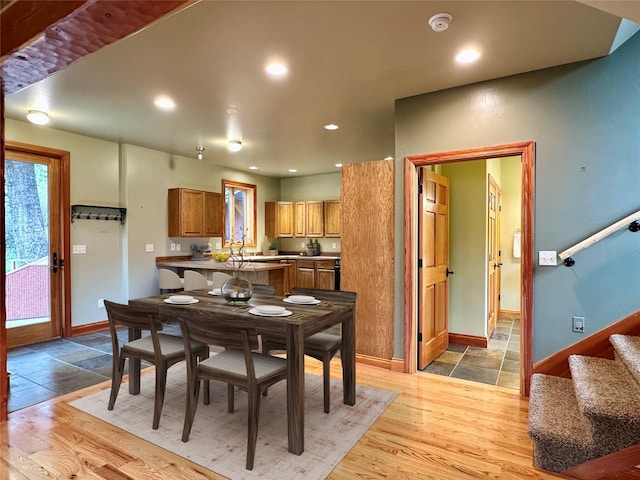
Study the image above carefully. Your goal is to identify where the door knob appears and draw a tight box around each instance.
[494,262,503,269]
[446,268,454,277]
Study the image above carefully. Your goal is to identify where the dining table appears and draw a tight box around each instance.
[127,289,356,455]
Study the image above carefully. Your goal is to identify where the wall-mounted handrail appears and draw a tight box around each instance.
[559,209,640,266]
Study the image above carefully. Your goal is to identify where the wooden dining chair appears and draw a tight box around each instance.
[178,310,288,470]
[104,300,209,430]
[262,288,356,413]
[252,283,276,295]
[184,270,213,291]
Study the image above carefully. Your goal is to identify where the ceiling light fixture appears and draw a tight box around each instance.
[428,13,452,32]
[266,62,288,76]
[324,124,339,131]
[456,49,481,64]
[26,110,50,125]
[384,156,394,161]
[288,169,297,173]
[196,145,204,160]
[249,166,258,170]
[154,96,176,111]
[335,163,343,168]
[228,140,243,152]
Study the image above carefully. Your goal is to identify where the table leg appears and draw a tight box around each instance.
[341,309,356,405]
[286,323,305,454]
[128,327,141,395]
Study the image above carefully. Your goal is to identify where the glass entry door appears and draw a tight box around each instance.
[5,148,64,348]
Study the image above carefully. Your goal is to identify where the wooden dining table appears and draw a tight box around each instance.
[128,289,356,455]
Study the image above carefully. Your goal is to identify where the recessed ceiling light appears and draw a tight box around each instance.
[228,140,243,152]
[266,62,288,76]
[154,96,176,111]
[384,156,394,161]
[249,166,258,170]
[288,169,298,173]
[455,49,481,64]
[324,124,339,131]
[335,163,343,168]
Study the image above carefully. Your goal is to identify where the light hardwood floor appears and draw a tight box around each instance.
[1,360,563,479]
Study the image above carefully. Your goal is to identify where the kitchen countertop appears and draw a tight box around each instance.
[156,259,290,271]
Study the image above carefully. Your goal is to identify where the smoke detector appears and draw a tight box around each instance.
[429,13,452,32]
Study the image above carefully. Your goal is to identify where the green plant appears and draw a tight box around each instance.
[269,242,278,250]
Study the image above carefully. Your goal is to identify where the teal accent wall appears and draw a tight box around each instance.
[396,32,640,362]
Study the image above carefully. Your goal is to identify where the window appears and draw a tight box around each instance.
[222,179,256,247]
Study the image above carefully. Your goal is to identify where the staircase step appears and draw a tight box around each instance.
[528,373,597,472]
[611,334,640,386]
[569,355,640,453]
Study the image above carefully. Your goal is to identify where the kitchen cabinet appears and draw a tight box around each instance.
[324,200,341,238]
[279,258,297,293]
[293,201,306,237]
[306,201,324,237]
[296,259,316,288]
[296,258,335,290]
[168,188,222,237]
[265,202,294,238]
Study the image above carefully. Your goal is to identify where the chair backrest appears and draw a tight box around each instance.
[184,270,210,291]
[252,283,276,295]
[158,268,183,290]
[290,287,356,304]
[104,300,163,355]
[210,271,232,288]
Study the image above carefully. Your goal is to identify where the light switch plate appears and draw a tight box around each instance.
[145,243,154,252]
[539,250,557,266]
[72,244,86,254]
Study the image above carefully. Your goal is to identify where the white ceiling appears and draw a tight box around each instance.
[4,1,639,177]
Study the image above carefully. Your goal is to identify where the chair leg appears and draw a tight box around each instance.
[108,354,126,410]
[153,361,168,430]
[323,353,331,413]
[246,390,260,470]
[182,374,201,442]
[228,384,235,413]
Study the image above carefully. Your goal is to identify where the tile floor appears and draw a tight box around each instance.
[6,323,182,413]
[420,316,520,389]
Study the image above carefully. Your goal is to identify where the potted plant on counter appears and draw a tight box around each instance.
[269,242,279,256]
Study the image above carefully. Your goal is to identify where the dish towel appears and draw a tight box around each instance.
[513,232,521,258]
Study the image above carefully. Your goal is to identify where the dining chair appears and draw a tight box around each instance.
[184,269,213,291]
[178,310,288,470]
[104,300,209,430]
[262,288,356,413]
[210,271,232,289]
[252,283,276,295]
[158,268,184,293]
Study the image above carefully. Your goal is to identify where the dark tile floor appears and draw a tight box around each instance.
[420,316,520,389]
[6,323,182,413]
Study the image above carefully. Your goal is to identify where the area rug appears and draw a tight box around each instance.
[69,364,396,479]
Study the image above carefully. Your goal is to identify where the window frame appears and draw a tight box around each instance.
[222,179,257,248]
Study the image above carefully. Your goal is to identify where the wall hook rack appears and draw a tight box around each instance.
[71,205,127,225]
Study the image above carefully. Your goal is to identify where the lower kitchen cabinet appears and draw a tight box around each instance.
[296,258,335,290]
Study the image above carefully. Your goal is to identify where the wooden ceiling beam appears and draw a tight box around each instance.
[1,0,193,96]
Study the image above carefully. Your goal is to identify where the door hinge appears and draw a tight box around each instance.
[498,294,501,301]
[418,258,423,268]
[418,183,423,195]
[418,332,423,342]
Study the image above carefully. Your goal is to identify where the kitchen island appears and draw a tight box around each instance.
[156,258,292,295]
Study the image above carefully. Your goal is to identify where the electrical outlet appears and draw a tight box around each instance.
[176,244,181,251]
[215,242,222,250]
[170,243,176,251]
[72,244,86,254]
[332,243,337,249]
[301,242,305,248]
[572,316,585,333]
[538,250,557,266]
[208,243,212,250]
[98,298,105,308]
[145,243,154,252]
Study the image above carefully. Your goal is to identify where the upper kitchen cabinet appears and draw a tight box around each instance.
[306,201,324,237]
[265,201,294,238]
[168,188,222,237]
[294,201,307,238]
[324,200,341,237]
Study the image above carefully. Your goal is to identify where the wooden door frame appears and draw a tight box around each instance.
[5,141,72,340]
[404,141,535,396]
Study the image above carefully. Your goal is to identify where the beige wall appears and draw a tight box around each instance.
[499,157,522,312]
